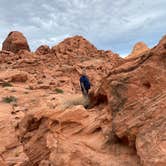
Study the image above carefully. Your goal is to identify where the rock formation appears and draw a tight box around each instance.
[51,35,98,57]
[126,42,149,59]
[92,35,166,165]
[1,34,124,93]
[2,31,30,53]
[0,31,165,166]
[35,45,50,55]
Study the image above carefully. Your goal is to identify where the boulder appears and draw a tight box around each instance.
[2,31,30,53]
[35,45,50,55]
[126,42,149,58]
[0,70,28,83]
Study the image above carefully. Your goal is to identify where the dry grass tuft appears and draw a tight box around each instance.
[57,94,89,110]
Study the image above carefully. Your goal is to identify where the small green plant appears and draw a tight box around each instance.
[55,88,64,94]
[2,96,17,103]
[2,82,13,87]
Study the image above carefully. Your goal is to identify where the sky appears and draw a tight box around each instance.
[0,0,166,56]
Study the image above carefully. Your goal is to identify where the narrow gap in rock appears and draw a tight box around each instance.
[143,81,151,89]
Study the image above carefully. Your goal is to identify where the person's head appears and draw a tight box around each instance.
[82,68,86,75]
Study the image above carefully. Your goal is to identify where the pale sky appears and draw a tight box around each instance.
[0,0,166,56]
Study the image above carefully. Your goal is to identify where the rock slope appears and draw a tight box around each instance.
[126,42,149,59]
[0,31,165,166]
[92,35,166,165]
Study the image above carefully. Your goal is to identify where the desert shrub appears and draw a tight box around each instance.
[58,94,89,110]
[2,96,17,103]
[55,88,64,94]
[2,82,13,87]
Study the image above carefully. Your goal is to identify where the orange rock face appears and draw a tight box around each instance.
[2,31,30,53]
[0,34,124,93]
[126,42,149,59]
[93,35,166,165]
[17,105,140,166]
[35,45,50,55]
[51,35,98,57]
[0,31,165,166]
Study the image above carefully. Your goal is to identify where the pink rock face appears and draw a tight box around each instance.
[94,36,166,165]
[35,45,50,55]
[2,31,30,53]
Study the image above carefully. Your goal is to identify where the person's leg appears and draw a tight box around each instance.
[84,89,90,109]
[84,89,88,97]
[81,83,87,96]
[81,85,89,109]
[81,86,84,94]
[87,89,89,94]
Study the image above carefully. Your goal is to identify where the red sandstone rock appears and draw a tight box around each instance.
[126,42,149,59]
[93,36,166,165]
[17,105,139,165]
[0,31,166,165]
[35,45,50,55]
[0,104,28,165]
[0,69,28,83]
[0,158,7,166]
[0,33,131,165]
[51,35,98,58]
[2,31,30,53]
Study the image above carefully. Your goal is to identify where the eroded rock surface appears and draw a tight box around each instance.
[2,31,30,53]
[0,32,165,166]
[35,45,50,55]
[126,42,149,59]
[93,35,166,165]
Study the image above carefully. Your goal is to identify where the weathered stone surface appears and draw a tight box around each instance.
[126,42,149,59]
[0,69,28,83]
[0,157,7,166]
[2,31,30,53]
[136,118,166,166]
[51,35,98,56]
[94,35,166,165]
[0,104,28,165]
[0,31,166,166]
[35,45,50,55]
[1,34,124,93]
[18,104,140,166]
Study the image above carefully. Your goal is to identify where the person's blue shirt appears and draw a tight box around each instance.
[80,75,91,90]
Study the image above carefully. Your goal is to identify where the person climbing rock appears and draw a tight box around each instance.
[80,68,91,97]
